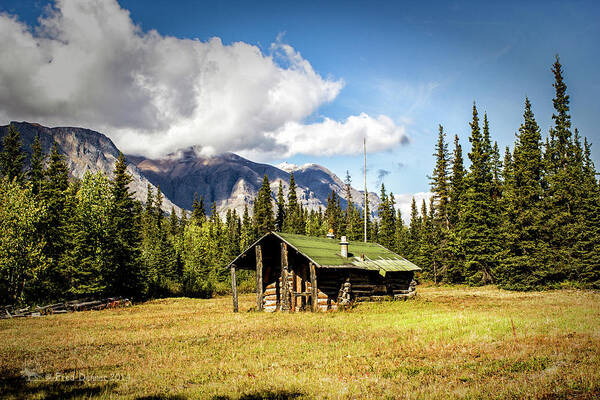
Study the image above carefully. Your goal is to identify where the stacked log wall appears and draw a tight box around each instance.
[261,267,415,312]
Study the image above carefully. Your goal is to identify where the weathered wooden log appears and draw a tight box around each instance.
[310,262,318,312]
[231,265,238,312]
[370,295,390,301]
[255,245,263,311]
[264,300,278,308]
[351,289,374,295]
[281,243,290,311]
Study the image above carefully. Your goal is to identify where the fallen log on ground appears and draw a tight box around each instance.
[0,297,131,319]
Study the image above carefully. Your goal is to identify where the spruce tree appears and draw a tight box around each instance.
[491,142,503,201]
[541,55,579,284]
[253,175,274,235]
[192,192,206,225]
[429,126,453,282]
[498,98,545,289]
[445,136,467,283]
[407,197,422,262]
[0,124,26,183]
[576,138,600,287]
[284,172,303,234]
[431,125,450,229]
[66,171,112,298]
[343,171,358,239]
[240,204,255,250]
[449,134,465,228]
[28,135,45,196]
[394,209,409,256]
[38,143,71,299]
[169,207,179,237]
[377,184,395,249]
[107,152,142,297]
[155,185,164,230]
[275,180,286,232]
[459,103,497,285]
[180,208,188,231]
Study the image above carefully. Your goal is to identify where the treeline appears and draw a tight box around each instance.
[390,56,600,289]
[0,133,253,305]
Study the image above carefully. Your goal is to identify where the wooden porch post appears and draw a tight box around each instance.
[255,245,263,311]
[281,242,290,311]
[310,262,318,312]
[231,265,238,313]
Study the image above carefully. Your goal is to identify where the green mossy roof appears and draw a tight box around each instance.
[274,232,420,272]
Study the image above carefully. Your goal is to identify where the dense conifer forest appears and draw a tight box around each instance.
[1,56,598,306]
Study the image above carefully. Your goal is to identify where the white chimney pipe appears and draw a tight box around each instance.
[340,236,349,258]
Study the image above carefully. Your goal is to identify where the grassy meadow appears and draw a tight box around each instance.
[1,286,599,399]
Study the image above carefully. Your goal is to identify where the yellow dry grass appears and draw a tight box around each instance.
[1,286,599,399]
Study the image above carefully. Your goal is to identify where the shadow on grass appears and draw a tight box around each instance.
[0,368,117,399]
[211,390,306,400]
[135,392,304,400]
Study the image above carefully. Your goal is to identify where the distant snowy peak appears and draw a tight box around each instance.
[276,161,328,174]
[276,162,299,173]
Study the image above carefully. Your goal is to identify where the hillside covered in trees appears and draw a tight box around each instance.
[0,56,598,306]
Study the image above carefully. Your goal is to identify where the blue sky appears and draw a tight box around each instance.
[1,0,599,199]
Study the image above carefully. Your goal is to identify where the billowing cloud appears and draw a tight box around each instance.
[0,0,409,159]
[393,192,433,224]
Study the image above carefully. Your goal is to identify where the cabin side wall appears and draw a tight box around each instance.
[315,269,416,309]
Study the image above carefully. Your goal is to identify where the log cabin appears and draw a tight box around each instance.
[228,232,420,312]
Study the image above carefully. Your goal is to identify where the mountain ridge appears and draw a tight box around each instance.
[1,122,380,216]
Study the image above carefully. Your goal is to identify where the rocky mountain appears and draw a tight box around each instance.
[0,122,180,213]
[1,122,379,216]
[128,149,379,216]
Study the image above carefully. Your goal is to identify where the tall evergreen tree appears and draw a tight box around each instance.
[407,197,422,262]
[284,172,304,234]
[431,125,450,229]
[541,55,580,284]
[459,104,497,285]
[275,180,286,232]
[449,134,465,228]
[28,135,45,196]
[394,209,409,256]
[169,207,179,237]
[491,142,503,201]
[66,171,112,298]
[192,192,206,225]
[37,143,71,299]
[498,98,545,289]
[253,175,274,235]
[155,185,164,230]
[576,138,600,287]
[0,124,26,183]
[240,204,255,250]
[107,153,142,297]
[377,184,395,249]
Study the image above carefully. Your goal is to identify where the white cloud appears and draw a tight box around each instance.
[0,0,409,159]
[393,192,433,224]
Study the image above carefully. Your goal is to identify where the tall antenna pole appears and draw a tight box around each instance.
[363,137,367,243]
